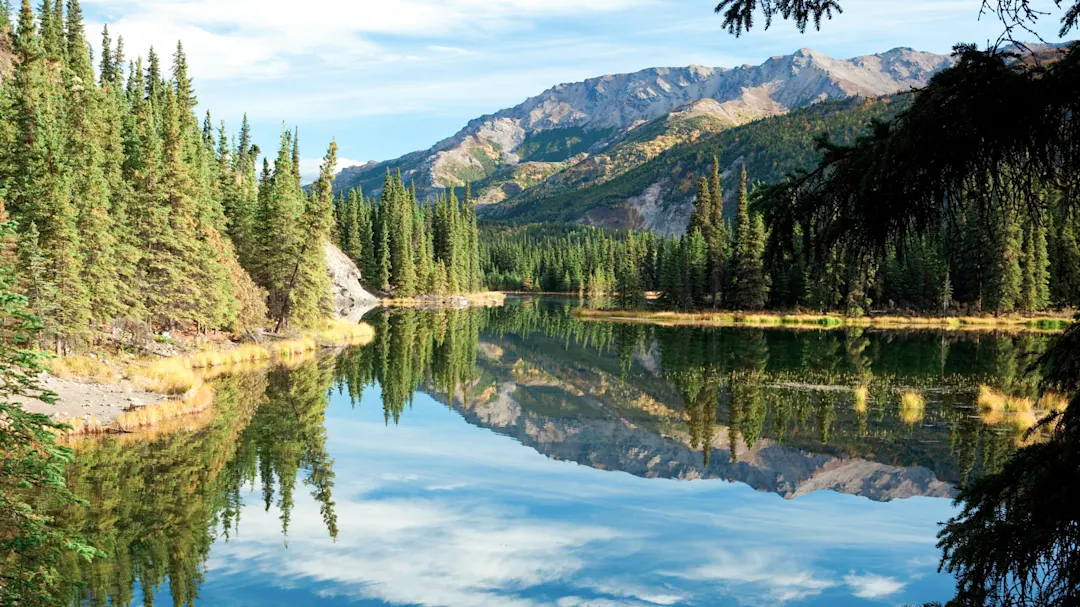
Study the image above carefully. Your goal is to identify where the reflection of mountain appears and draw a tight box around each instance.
[454,378,956,502]
[349,304,1043,500]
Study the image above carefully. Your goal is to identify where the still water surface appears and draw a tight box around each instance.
[59,297,1055,606]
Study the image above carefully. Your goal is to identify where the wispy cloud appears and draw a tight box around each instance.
[667,549,837,603]
[84,0,648,81]
[210,493,624,607]
[844,572,907,599]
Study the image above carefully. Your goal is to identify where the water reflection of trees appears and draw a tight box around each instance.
[53,303,1064,605]
[332,309,483,423]
[332,303,1055,487]
[57,359,340,606]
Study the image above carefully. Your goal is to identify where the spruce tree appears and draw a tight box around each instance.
[1021,223,1038,312]
[707,156,728,306]
[10,0,90,349]
[618,231,644,309]
[1033,219,1051,309]
[988,209,1023,313]
[65,0,121,325]
[729,165,769,309]
[255,129,307,327]
[286,140,337,328]
[690,177,712,236]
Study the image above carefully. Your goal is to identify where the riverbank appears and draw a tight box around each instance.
[573,308,1075,332]
[381,291,506,308]
[21,320,375,436]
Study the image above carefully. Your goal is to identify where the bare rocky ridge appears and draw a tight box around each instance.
[324,241,379,322]
[332,47,953,204]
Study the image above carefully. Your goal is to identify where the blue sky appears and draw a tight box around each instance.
[79,0,1072,181]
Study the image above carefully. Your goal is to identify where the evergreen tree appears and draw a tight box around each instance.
[988,209,1023,314]
[10,0,90,349]
[690,177,712,236]
[729,165,769,309]
[286,140,337,328]
[617,231,644,309]
[707,155,728,306]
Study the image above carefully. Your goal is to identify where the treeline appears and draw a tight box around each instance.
[332,176,482,297]
[0,1,341,352]
[480,158,769,311]
[481,223,660,296]
[656,160,768,309]
[492,155,1080,315]
[763,199,1078,315]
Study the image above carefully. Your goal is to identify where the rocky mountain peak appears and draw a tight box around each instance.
[332,46,954,202]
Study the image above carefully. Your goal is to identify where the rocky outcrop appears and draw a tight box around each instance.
[324,242,379,322]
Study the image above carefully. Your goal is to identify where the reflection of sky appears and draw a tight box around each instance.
[143,385,958,606]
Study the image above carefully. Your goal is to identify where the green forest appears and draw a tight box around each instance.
[481,153,1080,316]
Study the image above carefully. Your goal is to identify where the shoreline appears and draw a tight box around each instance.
[380,291,506,308]
[572,308,1074,332]
[24,321,375,437]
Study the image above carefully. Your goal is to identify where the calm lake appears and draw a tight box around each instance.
[58,297,1056,607]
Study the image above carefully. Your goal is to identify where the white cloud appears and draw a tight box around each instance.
[844,572,907,599]
[209,492,624,607]
[428,45,478,56]
[298,156,368,184]
[85,0,648,81]
[666,549,837,604]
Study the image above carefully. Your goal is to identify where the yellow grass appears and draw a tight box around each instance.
[977,385,1071,432]
[899,391,926,425]
[113,384,216,431]
[188,343,272,368]
[1038,392,1071,413]
[383,291,506,307]
[315,319,375,344]
[48,355,120,383]
[129,358,202,395]
[50,320,375,437]
[853,386,869,414]
[573,308,1073,333]
[182,321,372,368]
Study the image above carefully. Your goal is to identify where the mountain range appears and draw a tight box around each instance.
[332,46,955,234]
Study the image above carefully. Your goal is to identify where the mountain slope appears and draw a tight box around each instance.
[488,95,911,235]
[332,47,952,205]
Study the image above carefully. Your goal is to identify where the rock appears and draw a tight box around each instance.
[324,241,380,322]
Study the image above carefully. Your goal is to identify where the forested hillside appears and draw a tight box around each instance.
[0,0,343,352]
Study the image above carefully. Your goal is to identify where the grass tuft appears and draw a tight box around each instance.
[49,355,120,383]
[899,391,926,425]
[853,386,869,413]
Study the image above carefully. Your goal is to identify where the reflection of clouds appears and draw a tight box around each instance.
[211,493,623,607]
[575,579,687,605]
[844,572,906,599]
[666,549,835,604]
[194,392,955,606]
